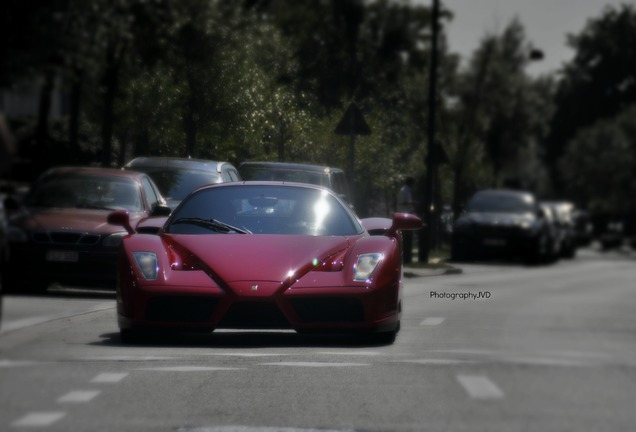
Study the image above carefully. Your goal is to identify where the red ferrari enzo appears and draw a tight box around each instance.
[109,182,421,344]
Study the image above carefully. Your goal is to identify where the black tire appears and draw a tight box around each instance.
[451,237,470,262]
[2,266,49,294]
[372,330,397,345]
[120,328,148,344]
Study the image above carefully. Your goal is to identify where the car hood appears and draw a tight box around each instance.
[14,207,144,234]
[458,212,538,227]
[167,234,352,285]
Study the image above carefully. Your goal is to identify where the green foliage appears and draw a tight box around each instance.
[547,4,636,186]
[444,18,554,211]
[559,105,636,214]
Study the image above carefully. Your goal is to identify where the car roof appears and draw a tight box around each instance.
[239,161,344,174]
[125,157,234,174]
[193,180,335,195]
[40,166,147,181]
[472,188,536,200]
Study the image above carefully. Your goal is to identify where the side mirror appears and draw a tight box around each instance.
[361,213,423,237]
[151,205,172,217]
[388,212,423,237]
[107,210,135,234]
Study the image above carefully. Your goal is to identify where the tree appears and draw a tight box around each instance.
[445,19,553,214]
[559,104,636,217]
[546,4,636,189]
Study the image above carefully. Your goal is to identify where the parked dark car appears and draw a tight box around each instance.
[452,189,552,263]
[124,157,241,209]
[239,162,353,206]
[3,167,170,292]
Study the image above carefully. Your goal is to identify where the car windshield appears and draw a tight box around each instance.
[166,185,363,236]
[467,193,536,214]
[26,174,143,212]
[141,168,221,201]
[240,167,330,188]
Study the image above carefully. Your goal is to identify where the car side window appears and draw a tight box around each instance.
[223,168,240,182]
[141,176,160,209]
[332,173,349,199]
[228,169,240,182]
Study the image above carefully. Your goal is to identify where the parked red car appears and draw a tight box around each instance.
[109,182,421,344]
[3,167,170,292]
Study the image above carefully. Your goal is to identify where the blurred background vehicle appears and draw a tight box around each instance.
[3,166,170,293]
[572,209,594,247]
[539,202,562,262]
[542,201,578,258]
[452,189,552,263]
[239,162,353,207]
[124,157,241,209]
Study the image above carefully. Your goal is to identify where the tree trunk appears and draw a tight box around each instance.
[35,70,55,173]
[100,38,126,167]
[69,67,83,162]
[184,68,198,157]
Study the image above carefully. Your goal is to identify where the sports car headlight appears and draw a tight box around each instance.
[353,253,384,282]
[133,251,158,280]
[103,232,127,247]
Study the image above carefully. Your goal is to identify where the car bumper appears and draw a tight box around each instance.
[453,230,540,257]
[8,242,119,288]
[117,282,401,334]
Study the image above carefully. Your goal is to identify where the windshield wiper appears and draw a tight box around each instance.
[171,217,251,234]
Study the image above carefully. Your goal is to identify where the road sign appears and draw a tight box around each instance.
[334,102,371,136]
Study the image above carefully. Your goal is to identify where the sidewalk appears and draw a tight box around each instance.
[403,257,463,278]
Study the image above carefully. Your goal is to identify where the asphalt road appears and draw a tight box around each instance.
[1,247,635,432]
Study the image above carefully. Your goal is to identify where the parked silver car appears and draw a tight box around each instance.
[239,161,353,206]
[124,157,241,209]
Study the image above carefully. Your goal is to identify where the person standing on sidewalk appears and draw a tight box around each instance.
[397,176,417,263]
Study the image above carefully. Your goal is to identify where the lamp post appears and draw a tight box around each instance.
[419,0,441,264]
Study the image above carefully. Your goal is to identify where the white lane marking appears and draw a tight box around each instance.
[0,359,40,368]
[81,356,176,361]
[400,359,474,365]
[91,372,128,383]
[201,353,289,358]
[549,350,613,360]
[139,366,243,372]
[0,303,113,335]
[316,351,382,356]
[260,362,369,368]
[420,317,445,326]
[502,356,591,367]
[176,427,357,432]
[457,374,505,399]
[11,412,66,427]
[57,390,101,403]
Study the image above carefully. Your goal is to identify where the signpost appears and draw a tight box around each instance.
[335,101,371,209]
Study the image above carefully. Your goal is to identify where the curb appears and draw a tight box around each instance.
[403,266,463,278]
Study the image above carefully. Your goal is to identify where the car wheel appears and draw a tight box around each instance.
[369,328,398,345]
[1,267,48,294]
[120,328,148,344]
[451,237,470,262]
[526,233,548,265]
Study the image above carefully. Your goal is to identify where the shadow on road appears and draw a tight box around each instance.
[94,329,396,349]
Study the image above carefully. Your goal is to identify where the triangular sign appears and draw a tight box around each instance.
[334,102,371,136]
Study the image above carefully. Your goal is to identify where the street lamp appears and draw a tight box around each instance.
[419,0,440,264]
